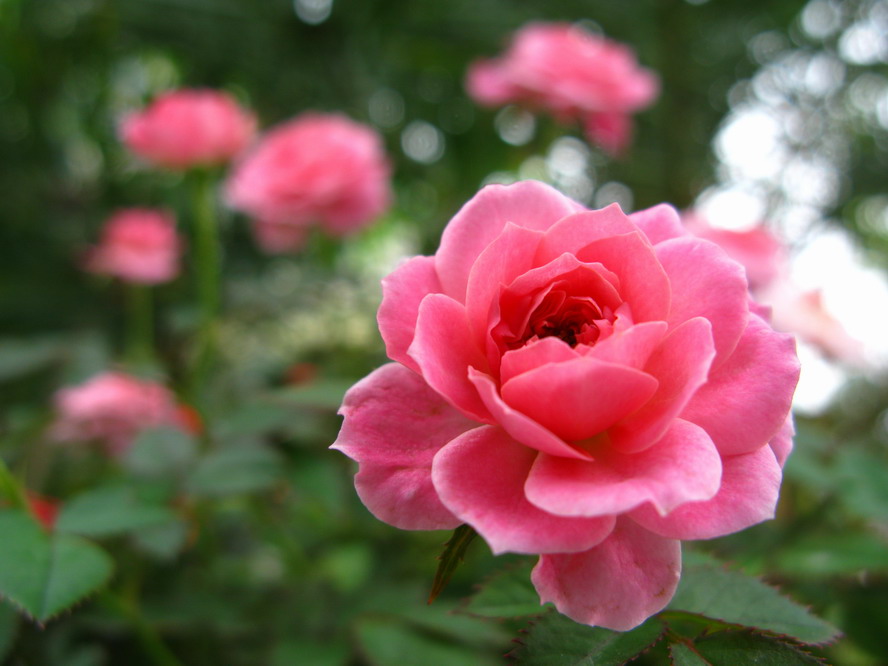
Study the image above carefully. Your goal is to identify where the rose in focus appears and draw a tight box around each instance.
[466,23,659,155]
[333,181,799,630]
[225,113,391,252]
[85,208,182,285]
[120,89,256,169]
[52,371,184,455]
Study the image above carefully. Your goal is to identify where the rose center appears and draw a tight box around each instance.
[528,293,605,348]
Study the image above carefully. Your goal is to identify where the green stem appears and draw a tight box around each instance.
[127,284,154,365]
[99,591,183,666]
[0,457,27,510]
[188,169,221,407]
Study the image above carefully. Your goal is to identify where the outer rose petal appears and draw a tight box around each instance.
[435,181,582,300]
[656,236,749,367]
[500,337,580,384]
[631,444,781,540]
[331,363,476,530]
[501,358,658,442]
[534,205,640,262]
[432,426,616,554]
[681,314,799,456]
[526,418,722,518]
[585,321,668,369]
[465,59,516,106]
[408,294,492,422]
[629,204,687,245]
[769,417,794,468]
[532,517,681,631]
[378,256,443,372]
[609,317,715,453]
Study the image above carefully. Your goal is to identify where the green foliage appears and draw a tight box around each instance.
[55,485,177,537]
[0,511,113,623]
[428,524,478,603]
[461,561,546,619]
[691,631,826,665]
[186,445,284,497]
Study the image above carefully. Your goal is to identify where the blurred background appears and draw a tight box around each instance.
[1,0,888,664]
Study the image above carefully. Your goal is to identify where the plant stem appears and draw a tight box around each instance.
[0,456,27,510]
[188,169,221,408]
[127,284,154,365]
[100,591,183,666]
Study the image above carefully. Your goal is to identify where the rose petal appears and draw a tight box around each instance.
[609,317,715,453]
[532,517,681,631]
[501,358,659,442]
[500,336,580,384]
[431,426,615,554]
[584,321,668,369]
[534,206,641,263]
[332,363,476,530]
[656,236,749,368]
[681,314,799,456]
[378,256,442,372]
[526,418,722,518]
[769,417,794,468]
[435,181,582,300]
[629,204,687,245]
[469,368,591,460]
[630,444,782,540]
[408,294,492,422]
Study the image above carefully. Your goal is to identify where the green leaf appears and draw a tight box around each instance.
[55,485,177,537]
[428,524,477,603]
[214,401,294,438]
[668,563,841,645]
[129,519,189,560]
[0,511,113,622]
[0,601,20,662]
[354,616,501,666]
[669,641,711,666]
[775,532,888,576]
[835,448,888,523]
[271,638,350,666]
[271,379,353,410]
[123,426,198,477]
[186,445,283,497]
[694,630,826,664]
[461,561,547,619]
[508,610,666,665]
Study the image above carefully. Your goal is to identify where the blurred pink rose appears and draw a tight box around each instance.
[52,371,183,455]
[85,208,182,285]
[333,181,799,630]
[225,113,391,252]
[466,23,659,155]
[683,213,863,364]
[120,89,256,169]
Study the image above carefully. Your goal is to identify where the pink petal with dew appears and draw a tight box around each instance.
[435,181,583,300]
[469,368,591,460]
[526,418,722,518]
[408,294,492,422]
[630,443,782,540]
[681,314,799,457]
[629,204,687,246]
[378,256,443,372]
[431,426,615,554]
[501,357,658,442]
[331,363,476,530]
[609,317,715,454]
[656,236,749,368]
[532,517,681,631]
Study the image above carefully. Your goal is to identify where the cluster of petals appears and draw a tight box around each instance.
[333,181,799,630]
[85,208,182,285]
[684,213,863,364]
[225,113,392,253]
[466,23,659,155]
[52,371,184,456]
[120,89,256,170]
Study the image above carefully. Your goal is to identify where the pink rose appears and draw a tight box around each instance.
[332,181,799,630]
[225,113,392,252]
[466,23,659,155]
[120,89,256,169]
[52,371,183,455]
[85,208,182,285]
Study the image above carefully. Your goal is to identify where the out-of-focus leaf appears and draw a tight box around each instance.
[669,564,840,645]
[0,510,113,622]
[271,379,353,411]
[354,616,501,666]
[0,601,19,662]
[123,426,197,477]
[271,638,350,666]
[669,641,711,665]
[129,519,189,560]
[507,610,666,665]
[186,445,283,496]
[776,532,888,576]
[319,543,373,593]
[694,630,826,664]
[835,448,888,523]
[461,561,546,619]
[0,338,61,381]
[213,401,293,438]
[55,485,177,537]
